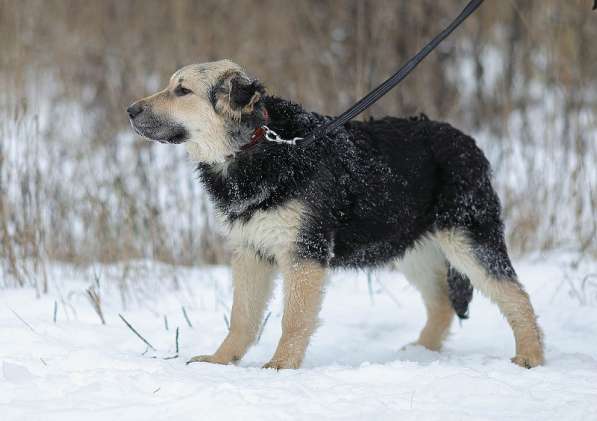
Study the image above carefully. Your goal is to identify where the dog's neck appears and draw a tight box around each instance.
[230,96,307,152]
[196,96,324,221]
[189,95,311,165]
[185,98,273,164]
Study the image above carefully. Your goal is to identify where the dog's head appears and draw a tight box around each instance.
[127,60,266,163]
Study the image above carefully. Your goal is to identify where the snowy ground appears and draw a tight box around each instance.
[1,252,597,421]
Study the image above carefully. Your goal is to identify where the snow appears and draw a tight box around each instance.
[1,253,597,420]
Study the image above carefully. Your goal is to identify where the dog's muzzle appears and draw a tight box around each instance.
[127,103,188,144]
[127,103,144,119]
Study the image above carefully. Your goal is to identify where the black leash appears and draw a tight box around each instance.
[295,0,485,148]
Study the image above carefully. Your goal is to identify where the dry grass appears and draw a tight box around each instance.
[0,0,595,288]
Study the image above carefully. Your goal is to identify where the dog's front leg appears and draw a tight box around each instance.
[188,249,275,365]
[263,258,327,370]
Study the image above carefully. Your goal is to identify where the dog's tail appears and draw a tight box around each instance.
[447,266,473,319]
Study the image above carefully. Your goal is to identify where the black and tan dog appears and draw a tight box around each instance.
[127,60,544,369]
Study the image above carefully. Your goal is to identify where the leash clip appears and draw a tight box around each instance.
[263,126,302,146]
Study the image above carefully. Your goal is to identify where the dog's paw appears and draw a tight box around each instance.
[262,358,300,370]
[401,340,441,352]
[186,354,233,366]
[511,353,544,369]
[400,341,419,351]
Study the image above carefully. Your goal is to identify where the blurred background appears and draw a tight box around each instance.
[1,0,595,288]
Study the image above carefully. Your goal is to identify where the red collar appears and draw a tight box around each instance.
[240,108,269,152]
[240,126,266,151]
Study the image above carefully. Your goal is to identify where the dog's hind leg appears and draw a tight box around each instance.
[188,249,275,365]
[399,238,455,351]
[263,257,327,369]
[434,228,544,368]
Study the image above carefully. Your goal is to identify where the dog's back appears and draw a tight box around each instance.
[330,115,494,267]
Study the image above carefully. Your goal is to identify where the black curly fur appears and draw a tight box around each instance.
[447,266,474,319]
[199,95,520,318]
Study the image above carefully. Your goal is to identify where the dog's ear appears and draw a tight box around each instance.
[212,71,265,121]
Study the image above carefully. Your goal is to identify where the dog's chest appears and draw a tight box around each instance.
[223,200,305,259]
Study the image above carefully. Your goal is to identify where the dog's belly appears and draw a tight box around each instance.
[329,215,430,268]
[224,199,304,260]
[330,238,416,267]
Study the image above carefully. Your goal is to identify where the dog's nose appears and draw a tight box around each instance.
[127,102,144,119]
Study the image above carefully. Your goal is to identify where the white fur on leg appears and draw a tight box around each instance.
[396,237,454,351]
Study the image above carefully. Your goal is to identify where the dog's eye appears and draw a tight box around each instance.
[174,85,193,97]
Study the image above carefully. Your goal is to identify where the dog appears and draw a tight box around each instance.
[127,59,544,369]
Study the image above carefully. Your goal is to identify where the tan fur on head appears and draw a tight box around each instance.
[244,90,262,114]
[213,70,243,122]
[128,59,264,163]
[212,69,264,122]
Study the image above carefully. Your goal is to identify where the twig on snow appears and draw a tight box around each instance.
[53,300,58,323]
[118,314,156,351]
[163,327,180,360]
[9,307,37,333]
[87,286,106,325]
[256,311,271,344]
[181,306,193,328]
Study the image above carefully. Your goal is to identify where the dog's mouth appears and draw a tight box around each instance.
[129,118,188,144]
